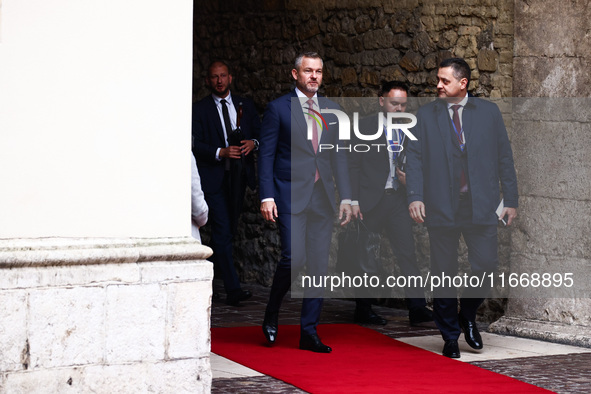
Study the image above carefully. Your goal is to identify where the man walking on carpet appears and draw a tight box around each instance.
[406,58,518,358]
[258,52,352,353]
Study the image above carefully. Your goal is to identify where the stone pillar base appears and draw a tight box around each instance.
[0,237,213,393]
[489,317,591,348]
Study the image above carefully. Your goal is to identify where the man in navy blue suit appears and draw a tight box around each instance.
[192,60,260,306]
[259,52,352,353]
[406,58,518,358]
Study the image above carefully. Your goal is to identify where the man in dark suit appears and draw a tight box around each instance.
[192,60,260,306]
[349,81,433,326]
[259,52,352,353]
[406,58,518,358]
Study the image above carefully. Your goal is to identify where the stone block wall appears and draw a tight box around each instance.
[488,0,591,347]
[194,0,514,321]
[194,0,513,104]
[0,238,214,393]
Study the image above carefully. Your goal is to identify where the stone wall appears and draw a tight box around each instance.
[194,0,513,104]
[194,0,514,320]
[512,0,591,97]
[0,238,214,392]
[489,0,591,346]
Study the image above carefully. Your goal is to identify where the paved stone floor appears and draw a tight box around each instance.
[211,280,591,393]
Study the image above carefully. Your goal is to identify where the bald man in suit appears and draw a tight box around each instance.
[192,60,260,306]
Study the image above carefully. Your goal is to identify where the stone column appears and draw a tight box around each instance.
[0,238,213,392]
[0,0,214,391]
[489,0,591,346]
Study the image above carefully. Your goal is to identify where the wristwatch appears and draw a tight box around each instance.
[252,139,259,151]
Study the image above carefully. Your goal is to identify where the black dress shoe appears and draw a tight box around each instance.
[458,314,483,349]
[354,308,387,325]
[262,311,278,344]
[226,289,252,306]
[299,333,332,353]
[442,339,461,358]
[409,306,434,326]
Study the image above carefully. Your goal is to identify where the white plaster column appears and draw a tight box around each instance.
[0,0,214,391]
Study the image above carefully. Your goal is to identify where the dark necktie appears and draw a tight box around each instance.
[306,99,320,182]
[387,127,403,190]
[221,99,233,170]
[451,105,467,192]
[451,105,464,149]
[221,99,233,143]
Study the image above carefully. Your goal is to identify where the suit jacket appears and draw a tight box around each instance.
[192,93,261,193]
[258,90,351,215]
[349,113,407,213]
[406,97,518,226]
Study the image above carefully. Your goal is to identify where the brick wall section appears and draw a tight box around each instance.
[194,0,513,105]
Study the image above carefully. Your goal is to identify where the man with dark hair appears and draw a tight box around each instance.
[379,80,409,98]
[406,57,518,358]
[439,57,472,86]
[349,81,433,326]
[259,52,352,353]
[192,60,260,306]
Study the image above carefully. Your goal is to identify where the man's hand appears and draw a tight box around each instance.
[240,139,255,156]
[339,203,352,226]
[219,146,242,159]
[261,201,278,222]
[395,167,406,186]
[500,207,517,226]
[351,205,363,220]
[409,201,426,223]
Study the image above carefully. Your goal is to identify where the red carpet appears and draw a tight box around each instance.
[212,324,551,393]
